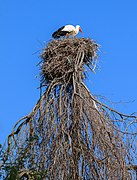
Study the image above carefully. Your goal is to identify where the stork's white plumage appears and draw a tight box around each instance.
[52,25,83,39]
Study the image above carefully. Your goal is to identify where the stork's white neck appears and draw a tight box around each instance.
[75,25,80,34]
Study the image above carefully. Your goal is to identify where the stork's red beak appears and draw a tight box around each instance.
[79,27,83,33]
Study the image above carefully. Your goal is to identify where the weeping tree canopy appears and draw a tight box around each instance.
[0,38,137,180]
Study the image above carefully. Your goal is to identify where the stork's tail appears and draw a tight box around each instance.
[52,26,67,39]
[52,31,61,39]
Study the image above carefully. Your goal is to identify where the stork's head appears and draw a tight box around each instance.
[76,25,83,33]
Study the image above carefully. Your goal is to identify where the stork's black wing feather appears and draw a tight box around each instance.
[52,26,66,39]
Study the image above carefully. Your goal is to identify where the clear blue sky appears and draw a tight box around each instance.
[0,0,137,144]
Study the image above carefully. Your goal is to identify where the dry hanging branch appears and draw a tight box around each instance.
[1,38,137,180]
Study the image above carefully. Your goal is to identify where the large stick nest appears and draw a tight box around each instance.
[40,38,99,84]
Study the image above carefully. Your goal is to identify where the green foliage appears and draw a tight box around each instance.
[5,166,19,180]
[0,140,47,179]
[24,169,48,179]
[1,162,47,179]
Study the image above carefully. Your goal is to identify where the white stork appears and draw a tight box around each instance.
[52,25,83,39]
